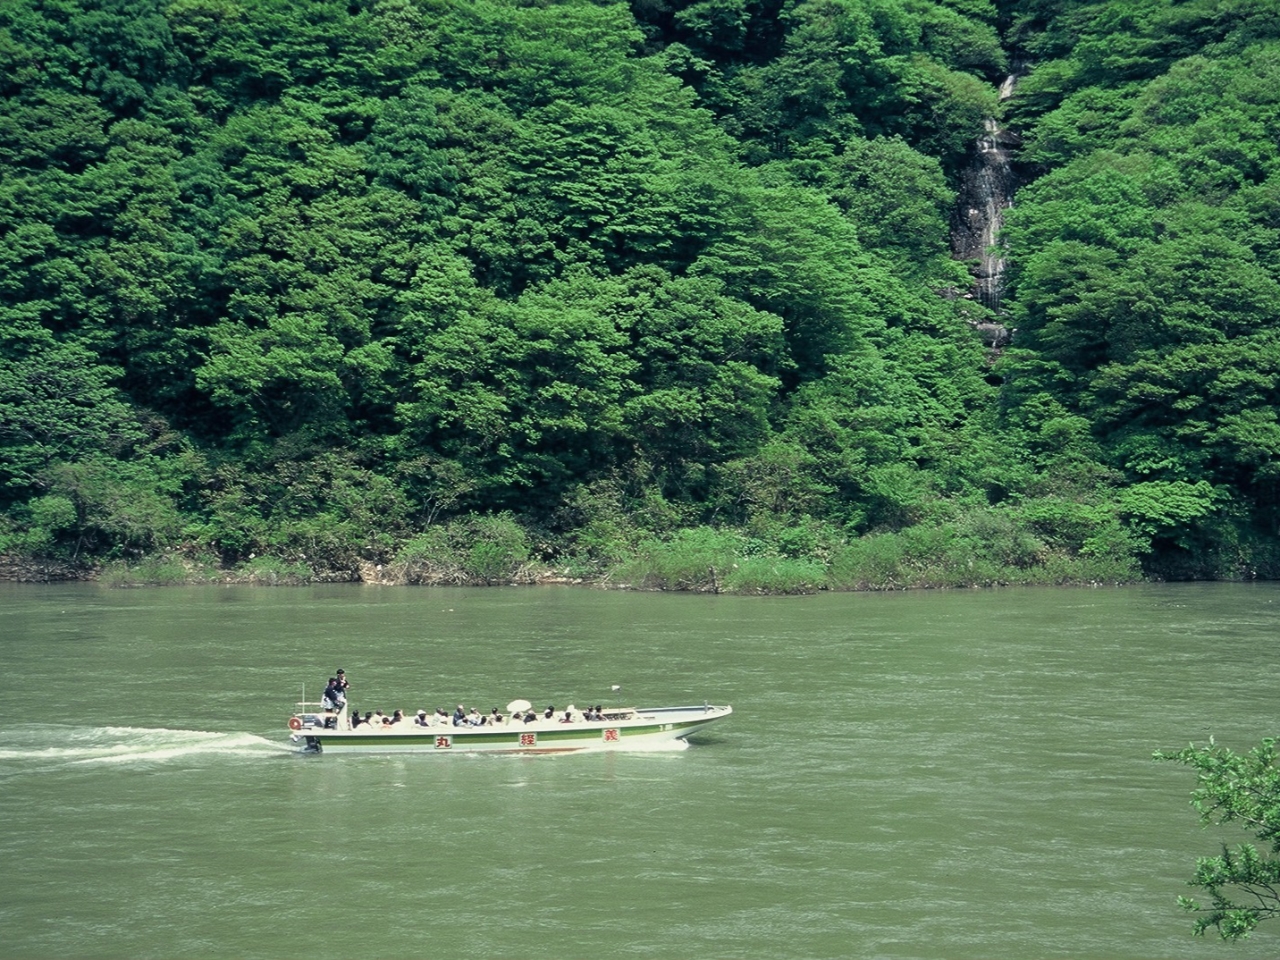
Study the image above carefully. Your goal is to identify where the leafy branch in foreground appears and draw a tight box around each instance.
[1155,738,1280,940]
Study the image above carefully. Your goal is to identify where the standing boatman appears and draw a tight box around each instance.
[330,669,351,728]
[321,678,343,711]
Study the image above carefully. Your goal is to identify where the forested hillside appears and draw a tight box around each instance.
[1,0,1278,589]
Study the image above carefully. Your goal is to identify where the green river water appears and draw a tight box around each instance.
[2,581,1278,959]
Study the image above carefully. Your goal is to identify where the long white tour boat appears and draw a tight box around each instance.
[286,699,732,754]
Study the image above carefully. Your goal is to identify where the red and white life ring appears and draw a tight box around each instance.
[288,716,303,731]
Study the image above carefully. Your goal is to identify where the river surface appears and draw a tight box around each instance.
[2,582,1277,959]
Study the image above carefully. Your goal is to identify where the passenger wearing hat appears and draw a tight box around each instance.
[334,669,349,696]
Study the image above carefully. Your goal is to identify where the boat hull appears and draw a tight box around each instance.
[289,705,732,755]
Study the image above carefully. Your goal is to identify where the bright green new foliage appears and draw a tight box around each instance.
[1156,739,1280,940]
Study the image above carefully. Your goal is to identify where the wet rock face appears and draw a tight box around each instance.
[968,320,1014,349]
[951,74,1022,312]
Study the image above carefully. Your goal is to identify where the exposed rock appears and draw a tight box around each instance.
[951,71,1024,313]
[0,555,93,582]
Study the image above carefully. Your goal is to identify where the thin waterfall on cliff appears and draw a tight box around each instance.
[951,72,1021,323]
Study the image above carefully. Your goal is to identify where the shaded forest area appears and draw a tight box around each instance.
[2,0,1279,589]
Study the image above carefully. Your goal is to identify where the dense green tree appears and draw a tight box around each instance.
[711,0,1003,166]
[0,324,138,501]
[2,0,1278,589]
[1156,738,1280,940]
[1000,31,1280,566]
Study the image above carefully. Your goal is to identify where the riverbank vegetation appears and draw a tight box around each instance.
[3,0,1280,590]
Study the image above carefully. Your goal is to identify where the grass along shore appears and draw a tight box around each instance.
[1,516,1151,592]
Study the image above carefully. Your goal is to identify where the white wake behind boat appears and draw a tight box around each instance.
[287,700,732,754]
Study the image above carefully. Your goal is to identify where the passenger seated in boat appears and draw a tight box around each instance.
[435,708,450,725]
[523,710,536,723]
[414,710,429,726]
[561,705,576,722]
[544,705,555,720]
[491,708,504,724]
[390,709,405,724]
[452,705,467,726]
[468,707,485,726]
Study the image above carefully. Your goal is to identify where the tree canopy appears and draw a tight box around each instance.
[2,0,1280,591]
[1156,739,1280,940]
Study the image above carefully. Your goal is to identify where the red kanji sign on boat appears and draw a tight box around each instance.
[435,735,452,749]
[603,728,620,742]
[519,732,537,747]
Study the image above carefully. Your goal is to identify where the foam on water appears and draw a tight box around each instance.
[0,724,294,766]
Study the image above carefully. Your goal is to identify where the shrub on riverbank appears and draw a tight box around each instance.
[394,514,534,585]
[96,553,329,587]
[824,513,1145,590]
[724,557,829,594]
[611,527,830,594]
[0,507,1157,592]
[98,556,207,587]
